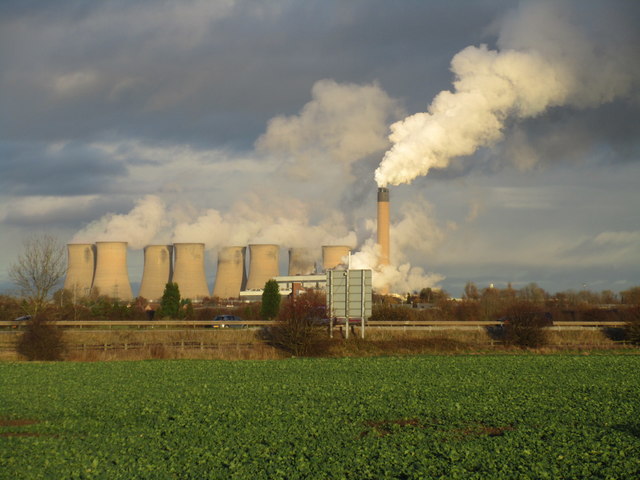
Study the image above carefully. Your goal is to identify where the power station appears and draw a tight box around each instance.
[172,243,210,300]
[63,243,96,296]
[138,245,173,302]
[63,188,392,300]
[212,246,247,299]
[92,242,134,301]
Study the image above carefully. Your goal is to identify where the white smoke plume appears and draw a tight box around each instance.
[71,195,168,248]
[375,1,639,187]
[257,79,403,181]
[350,198,447,293]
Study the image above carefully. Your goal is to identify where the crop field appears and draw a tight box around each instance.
[1,355,640,479]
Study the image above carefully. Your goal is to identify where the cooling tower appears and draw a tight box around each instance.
[246,244,280,290]
[322,245,351,271]
[288,247,316,275]
[377,187,390,266]
[92,242,133,301]
[172,243,210,300]
[138,245,173,302]
[63,243,95,296]
[212,246,247,299]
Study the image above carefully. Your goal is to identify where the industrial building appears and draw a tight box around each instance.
[63,187,392,300]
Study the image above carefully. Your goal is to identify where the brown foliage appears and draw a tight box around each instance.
[501,302,550,348]
[369,304,413,322]
[265,291,327,356]
[16,316,66,361]
[622,306,640,344]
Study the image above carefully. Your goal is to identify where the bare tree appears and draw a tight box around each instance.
[9,234,65,316]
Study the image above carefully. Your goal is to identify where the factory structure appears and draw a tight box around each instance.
[63,188,391,301]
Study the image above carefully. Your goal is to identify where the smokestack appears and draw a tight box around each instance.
[138,245,173,302]
[288,247,316,275]
[377,187,390,266]
[172,243,210,300]
[212,246,247,299]
[246,244,280,290]
[322,245,351,271]
[63,243,95,296]
[92,242,133,301]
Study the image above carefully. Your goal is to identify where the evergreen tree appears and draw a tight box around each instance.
[160,282,181,318]
[261,279,280,320]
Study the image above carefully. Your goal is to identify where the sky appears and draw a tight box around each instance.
[1,0,639,298]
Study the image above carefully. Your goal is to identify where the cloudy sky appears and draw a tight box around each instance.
[1,0,639,297]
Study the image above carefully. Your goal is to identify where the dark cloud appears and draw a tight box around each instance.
[0,0,511,149]
[0,142,127,196]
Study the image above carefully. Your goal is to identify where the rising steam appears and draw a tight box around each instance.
[71,195,168,248]
[375,2,638,187]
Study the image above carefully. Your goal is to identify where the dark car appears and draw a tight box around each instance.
[213,315,247,329]
[8,315,32,329]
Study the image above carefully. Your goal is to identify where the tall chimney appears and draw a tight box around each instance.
[92,241,134,301]
[322,245,351,271]
[212,246,247,299]
[172,243,210,300]
[288,247,316,275]
[138,245,173,302]
[63,243,95,296]
[246,244,280,290]
[377,187,390,294]
[377,187,390,266]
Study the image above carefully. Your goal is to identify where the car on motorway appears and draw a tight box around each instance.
[6,315,32,329]
[212,315,247,329]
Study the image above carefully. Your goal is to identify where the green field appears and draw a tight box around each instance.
[1,355,640,479]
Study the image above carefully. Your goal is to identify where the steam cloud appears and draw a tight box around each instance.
[350,198,447,291]
[375,2,639,187]
[71,195,168,248]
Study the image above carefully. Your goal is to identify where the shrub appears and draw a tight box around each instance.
[16,316,66,361]
[0,295,24,321]
[501,302,550,348]
[369,304,413,322]
[265,291,327,356]
[622,306,640,344]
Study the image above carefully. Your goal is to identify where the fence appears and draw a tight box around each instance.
[0,320,629,329]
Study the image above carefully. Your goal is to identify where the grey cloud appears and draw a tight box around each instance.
[0,142,127,196]
[0,0,511,149]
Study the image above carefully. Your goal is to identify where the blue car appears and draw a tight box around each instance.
[213,315,247,329]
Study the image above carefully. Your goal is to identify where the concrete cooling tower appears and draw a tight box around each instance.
[246,244,280,290]
[172,243,210,300]
[138,245,173,302]
[288,247,316,276]
[92,242,133,301]
[212,246,247,299]
[63,243,95,296]
[322,245,351,271]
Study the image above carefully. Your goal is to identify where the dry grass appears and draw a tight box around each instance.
[547,329,619,346]
[1,326,635,362]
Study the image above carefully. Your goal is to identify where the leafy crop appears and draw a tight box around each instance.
[1,355,639,479]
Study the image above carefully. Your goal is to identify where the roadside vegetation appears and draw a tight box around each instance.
[2,242,639,361]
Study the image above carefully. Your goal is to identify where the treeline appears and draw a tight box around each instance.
[0,291,261,322]
[371,283,640,323]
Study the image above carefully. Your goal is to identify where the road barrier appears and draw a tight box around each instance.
[0,320,628,329]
